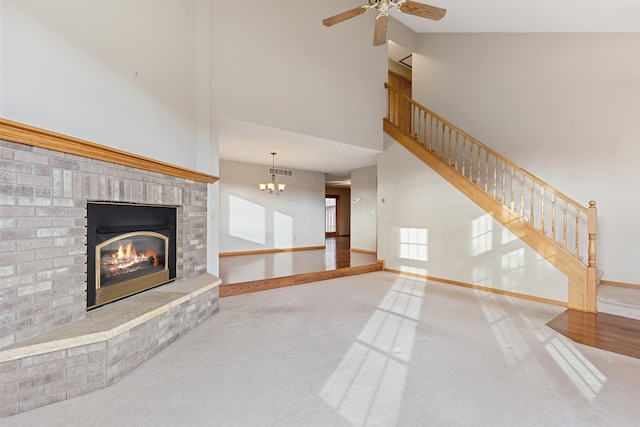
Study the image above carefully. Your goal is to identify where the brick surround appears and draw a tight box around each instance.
[0,137,219,417]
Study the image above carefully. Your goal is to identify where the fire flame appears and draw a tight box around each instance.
[117,241,137,259]
[105,241,159,275]
[147,250,160,267]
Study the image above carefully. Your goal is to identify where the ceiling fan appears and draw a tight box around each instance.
[322,0,446,46]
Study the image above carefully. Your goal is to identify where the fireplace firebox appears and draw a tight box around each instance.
[87,202,177,309]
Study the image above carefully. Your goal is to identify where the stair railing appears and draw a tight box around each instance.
[385,84,598,311]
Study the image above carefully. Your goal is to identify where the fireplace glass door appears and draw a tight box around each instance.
[97,232,168,289]
[87,202,177,309]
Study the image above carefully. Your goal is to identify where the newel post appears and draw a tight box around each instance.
[586,200,598,312]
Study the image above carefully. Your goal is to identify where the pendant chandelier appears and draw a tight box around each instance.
[259,152,286,195]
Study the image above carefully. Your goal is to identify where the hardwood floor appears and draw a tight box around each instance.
[218,237,381,297]
[547,309,640,360]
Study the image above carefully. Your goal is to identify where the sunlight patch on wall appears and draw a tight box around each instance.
[274,211,293,248]
[501,227,518,244]
[320,277,426,426]
[471,214,493,256]
[229,194,266,244]
[501,248,525,289]
[399,228,428,261]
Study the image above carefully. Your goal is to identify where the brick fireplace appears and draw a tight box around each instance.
[0,120,220,417]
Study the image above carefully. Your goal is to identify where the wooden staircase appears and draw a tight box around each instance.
[384,84,598,312]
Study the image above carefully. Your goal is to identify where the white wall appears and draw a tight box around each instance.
[1,0,200,170]
[378,138,568,302]
[1,0,220,273]
[412,33,640,285]
[219,160,325,252]
[350,166,377,252]
[211,0,387,152]
[388,18,418,53]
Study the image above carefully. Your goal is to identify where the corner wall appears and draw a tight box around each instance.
[219,160,325,252]
[350,166,377,253]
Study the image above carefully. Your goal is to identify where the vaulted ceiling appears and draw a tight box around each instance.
[218,0,640,186]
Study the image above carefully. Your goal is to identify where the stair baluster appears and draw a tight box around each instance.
[384,83,597,312]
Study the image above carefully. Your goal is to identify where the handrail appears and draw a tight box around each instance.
[384,84,586,212]
[385,83,596,269]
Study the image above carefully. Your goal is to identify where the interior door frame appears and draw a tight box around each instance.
[325,195,339,237]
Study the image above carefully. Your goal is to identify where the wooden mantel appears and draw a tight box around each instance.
[0,118,219,184]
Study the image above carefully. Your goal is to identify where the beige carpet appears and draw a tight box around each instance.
[5,271,640,426]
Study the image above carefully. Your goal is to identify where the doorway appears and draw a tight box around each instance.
[387,40,412,97]
[325,195,339,237]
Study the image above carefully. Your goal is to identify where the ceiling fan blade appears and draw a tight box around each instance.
[397,1,446,21]
[373,13,388,46]
[322,5,370,27]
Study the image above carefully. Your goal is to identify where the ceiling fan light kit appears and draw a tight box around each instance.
[322,0,446,46]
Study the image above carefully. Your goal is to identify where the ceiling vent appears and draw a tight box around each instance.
[268,168,293,177]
